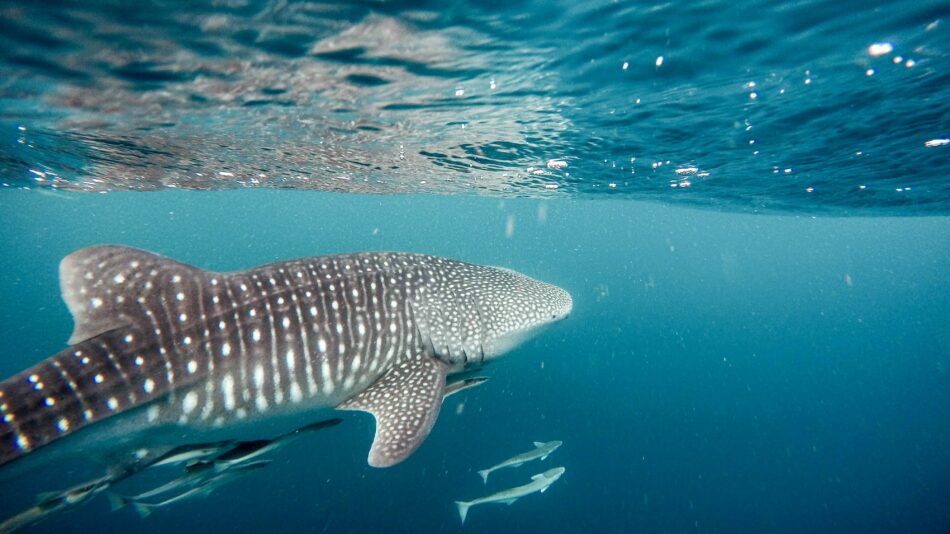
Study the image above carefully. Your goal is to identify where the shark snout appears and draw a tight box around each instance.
[548,287,573,322]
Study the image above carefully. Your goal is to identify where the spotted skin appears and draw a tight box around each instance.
[0,246,572,468]
[339,350,448,467]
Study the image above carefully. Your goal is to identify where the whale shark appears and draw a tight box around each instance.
[0,246,571,475]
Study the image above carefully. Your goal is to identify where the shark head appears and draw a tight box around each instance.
[413,261,572,368]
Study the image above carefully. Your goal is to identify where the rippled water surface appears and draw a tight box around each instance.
[1,0,947,213]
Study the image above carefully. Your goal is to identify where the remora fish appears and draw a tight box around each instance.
[109,461,219,509]
[0,476,112,532]
[146,440,236,469]
[0,246,571,471]
[113,460,271,518]
[207,417,341,468]
[112,417,340,508]
[455,466,565,524]
[477,440,563,484]
[442,376,489,400]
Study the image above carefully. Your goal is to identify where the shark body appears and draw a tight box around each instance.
[0,246,571,474]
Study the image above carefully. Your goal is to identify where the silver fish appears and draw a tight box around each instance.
[146,440,236,469]
[112,460,271,518]
[206,417,342,469]
[0,476,112,532]
[442,376,489,400]
[455,466,565,524]
[477,440,563,484]
[108,462,219,508]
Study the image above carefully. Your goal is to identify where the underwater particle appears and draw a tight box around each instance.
[905,59,916,68]
[622,61,629,70]
[655,56,664,67]
[867,43,893,57]
[489,79,496,90]
[893,56,903,63]
[504,215,515,238]
[749,92,758,100]
[844,274,853,287]
[537,203,548,224]
[608,183,616,188]
[805,187,814,193]
[924,138,948,147]
[866,69,875,76]
[546,159,568,170]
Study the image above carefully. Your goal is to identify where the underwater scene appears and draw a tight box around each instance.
[0,0,948,532]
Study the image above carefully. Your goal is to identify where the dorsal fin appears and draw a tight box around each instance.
[59,245,206,344]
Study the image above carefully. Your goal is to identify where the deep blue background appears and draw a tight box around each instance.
[0,189,947,532]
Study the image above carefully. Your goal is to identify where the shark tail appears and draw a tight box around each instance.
[477,469,491,484]
[107,492,128,512]
[455,501,472,524]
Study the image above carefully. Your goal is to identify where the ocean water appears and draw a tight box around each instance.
[0,1,948,533]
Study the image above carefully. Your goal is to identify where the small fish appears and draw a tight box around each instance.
[455,466,565,524]
[146,440,236,469]
[442,376,489,400]
[112,418,341,506]
[477,440,562,484]
[113,460,271,518]
[208,417,342,469]
[108,462,218,510]
[0,476,112,532]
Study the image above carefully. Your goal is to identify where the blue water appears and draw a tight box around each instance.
[0,0,949,532]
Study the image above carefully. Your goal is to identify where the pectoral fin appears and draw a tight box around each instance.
[338,350,449,467]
